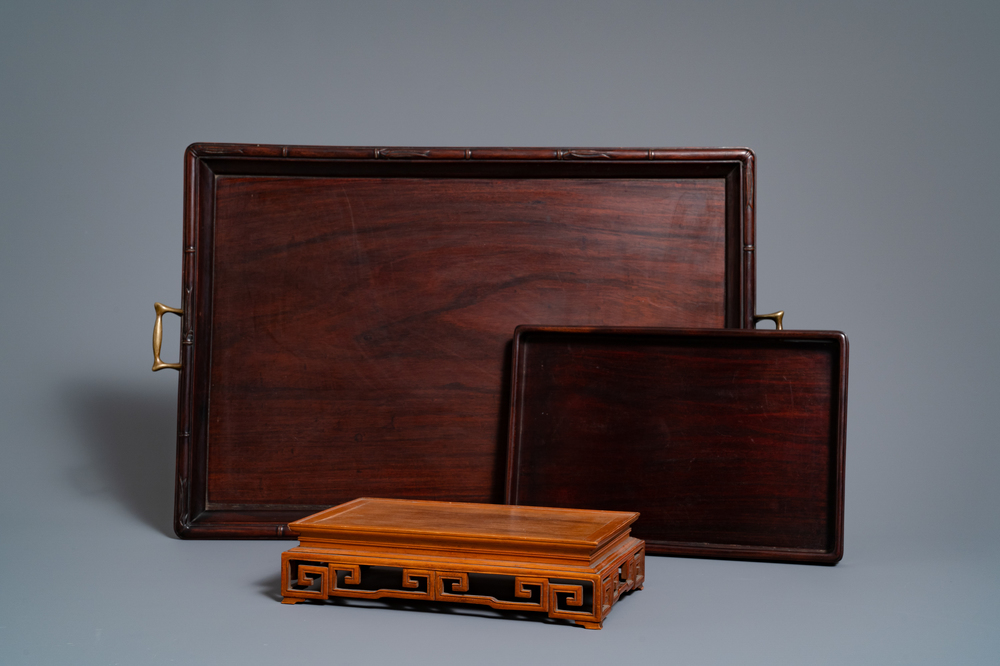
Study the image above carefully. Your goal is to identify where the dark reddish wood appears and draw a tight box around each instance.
[506,327,848,564]
[468,148,560,160]
[172,144,756,538]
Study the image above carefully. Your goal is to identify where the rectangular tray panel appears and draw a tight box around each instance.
[506,327,847,563]
[173,145,756,537]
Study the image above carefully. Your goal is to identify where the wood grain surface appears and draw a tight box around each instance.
[288,498,639,563]
[172,144,756,538]
[506,327,848,564]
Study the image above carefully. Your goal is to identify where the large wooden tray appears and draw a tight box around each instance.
[506,326,848,564]
[165,144,756,538]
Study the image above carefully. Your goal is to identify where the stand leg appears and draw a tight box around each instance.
[574,620,603,630]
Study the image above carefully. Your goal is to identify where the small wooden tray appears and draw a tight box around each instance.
[506,327,848,564]
[280,498,645,629]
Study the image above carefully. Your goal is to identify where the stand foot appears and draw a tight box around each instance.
[282,597,307,605]
[575,620,603,630]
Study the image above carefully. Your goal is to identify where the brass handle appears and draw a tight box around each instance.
[152,302,183,371]
[753,311,784,330]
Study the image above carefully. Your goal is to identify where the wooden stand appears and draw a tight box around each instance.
[280,498,645,629]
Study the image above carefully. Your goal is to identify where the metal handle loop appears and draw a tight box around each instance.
[753,311,784,330]
[152,302,183,371]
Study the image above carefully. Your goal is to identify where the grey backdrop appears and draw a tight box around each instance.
[2,2,998,664]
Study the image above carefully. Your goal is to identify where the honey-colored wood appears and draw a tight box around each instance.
[280,499,645,629]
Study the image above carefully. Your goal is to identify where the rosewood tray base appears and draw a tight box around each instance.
[279,498,645,629]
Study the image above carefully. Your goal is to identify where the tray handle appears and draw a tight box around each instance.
[752,311,784,330]
[152,302,183,371]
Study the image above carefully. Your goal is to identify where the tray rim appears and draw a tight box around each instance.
[504,325,849,565]
[171,144,757,539]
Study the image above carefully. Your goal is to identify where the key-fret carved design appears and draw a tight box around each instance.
[281,541,642,629]
[402,569,433,591]
[516,577,547,601]
[549,582,589,619]
[602,575,614,615]
[632,549,645,589]
[437,573,549,611]
[331,563,361,587]
[438,572,469,595]
[286,561,329,599]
